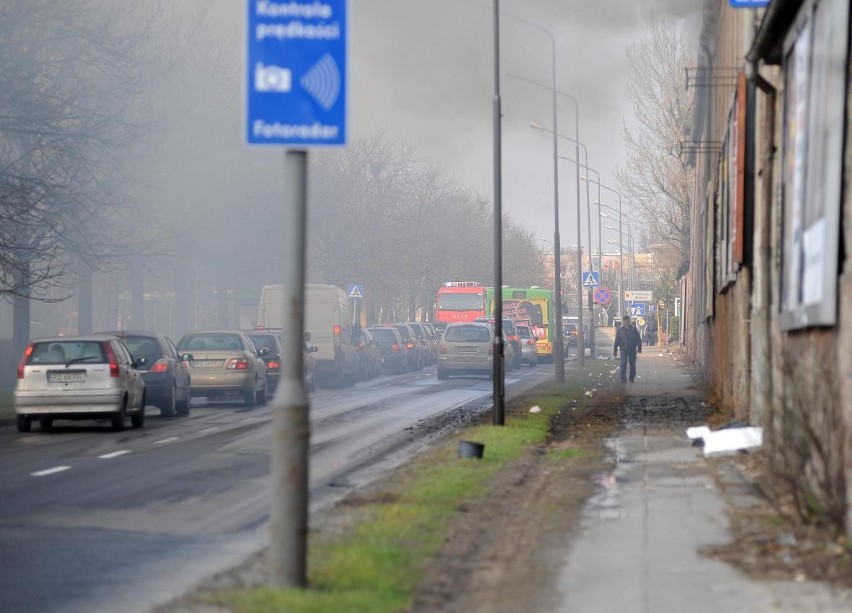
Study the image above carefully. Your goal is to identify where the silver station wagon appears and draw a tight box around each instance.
[14,336,147,432]
[437,322,496,380]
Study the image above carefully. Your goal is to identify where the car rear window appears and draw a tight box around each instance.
[178,334,244,351]
[369,328,399,344]
[393,325,413,341]
[29,341,106,365]
[445,326,491,342]
[121,336,162,362]
[248,335,278,353]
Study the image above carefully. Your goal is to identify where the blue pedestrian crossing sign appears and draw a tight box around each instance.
[347,284,364,299]
[581,271,599,287]
[630,303,646,316]
[246,0,347,146]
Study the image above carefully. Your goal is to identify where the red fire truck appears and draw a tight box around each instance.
[433,282,486,331]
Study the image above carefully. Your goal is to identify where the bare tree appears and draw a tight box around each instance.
[307,133,544,322]
[0,0,152,382]
[616,20,695,275]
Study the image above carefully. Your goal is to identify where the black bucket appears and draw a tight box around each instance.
[458,440,485,459]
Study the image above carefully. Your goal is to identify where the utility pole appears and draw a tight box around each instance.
[492,0,504,425]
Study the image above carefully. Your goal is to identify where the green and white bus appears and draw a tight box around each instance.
[486,287,555,360]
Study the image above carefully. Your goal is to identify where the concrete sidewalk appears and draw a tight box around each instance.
[544,348,852,613]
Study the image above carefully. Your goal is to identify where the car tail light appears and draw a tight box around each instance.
[267,359,280,371]
[17,343,34,379]
[390,343,400,354]
[405,341,415,350]
[103,342,120,377]
[527,339,536,346]
[333,325,342,349]
[227,358,250,370]
[510,334,520,342]
[488,345,494,355]
[439,343,447,354]
[149,359,169,373]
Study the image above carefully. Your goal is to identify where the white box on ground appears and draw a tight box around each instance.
[702,427,763,457]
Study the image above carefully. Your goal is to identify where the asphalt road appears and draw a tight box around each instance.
[0,360,555,613]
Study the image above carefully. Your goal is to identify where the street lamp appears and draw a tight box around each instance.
[516,81,584,364]
[581,177,628,318]
[530,124,595,358]
[505,21,567,377]
[605,224,635,287]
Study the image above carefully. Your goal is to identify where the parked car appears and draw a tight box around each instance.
[474,317,523,370]
[353,327,382,381]
[421,322,440,362]
[302,334,318,392]
[14,335,147,432]
[407,322,435,364]
[392,323,424,370]
[514,323,539,366]
[177,330,268,407]
[366,326,409,374]
[245,330,282,391]
[99,330,191,417]
[564,323,580,347]
[246,329,317,394]
[437,322,496,380]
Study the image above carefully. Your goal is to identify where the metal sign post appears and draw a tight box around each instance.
[247,0,347,588]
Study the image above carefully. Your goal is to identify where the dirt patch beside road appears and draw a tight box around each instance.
[409,384,625,613]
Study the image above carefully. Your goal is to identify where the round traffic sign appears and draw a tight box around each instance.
[593,287,612,305]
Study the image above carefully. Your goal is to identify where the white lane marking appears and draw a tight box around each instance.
[153,437,179,445]
[99,450,131,459]
[198,427,220,434]
[32,466,71,477]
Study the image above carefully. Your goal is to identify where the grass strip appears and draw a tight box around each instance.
[207,363,609,613]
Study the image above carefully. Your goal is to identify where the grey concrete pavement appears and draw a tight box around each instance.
[545,343,852,613]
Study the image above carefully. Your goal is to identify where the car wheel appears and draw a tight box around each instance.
[130,406,145,429]
[398,359,405,374]
[161,385,177,418]
[176,386,191,416]
[243,386,257,408]
[17,415,32,432]
[437,368,449,380]
[39,417,54,429]
[257,381,268,405]
[111,401,127,431]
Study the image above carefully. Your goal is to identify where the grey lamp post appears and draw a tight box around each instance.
[513,78,583,364]
[504,20,566,378]
[529,124,594,359]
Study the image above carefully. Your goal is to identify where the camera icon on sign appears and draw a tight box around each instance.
[255,63,292,93]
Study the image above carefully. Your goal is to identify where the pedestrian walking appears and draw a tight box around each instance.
[613,314,642,382]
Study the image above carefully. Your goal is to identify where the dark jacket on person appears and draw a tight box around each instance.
[613,323,642,356]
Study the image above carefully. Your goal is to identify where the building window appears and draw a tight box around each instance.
[779,0,849,329]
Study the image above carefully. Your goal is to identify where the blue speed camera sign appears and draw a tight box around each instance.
[247,0,347,146]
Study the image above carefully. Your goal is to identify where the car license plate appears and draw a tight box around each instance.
[48,371,85,383]
[192,360,224,368]
[457,346,478,353]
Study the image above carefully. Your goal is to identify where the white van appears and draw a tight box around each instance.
[257,284,285,329]
[305,284,357,386]
[257,284,357,386]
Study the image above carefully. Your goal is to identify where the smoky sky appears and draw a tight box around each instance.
[135,0,705,251]
[350,0,704,245]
